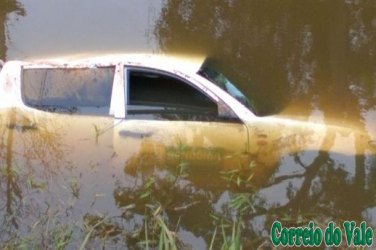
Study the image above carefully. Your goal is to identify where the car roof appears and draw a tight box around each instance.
[1,53,256,121]
[20,53,207,75]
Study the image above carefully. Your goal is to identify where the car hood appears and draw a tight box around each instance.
[245,115,375,167]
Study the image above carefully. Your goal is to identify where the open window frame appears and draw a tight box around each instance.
[123,67,242,123]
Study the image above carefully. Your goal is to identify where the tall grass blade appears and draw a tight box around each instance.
[209,226,217,250]
[79,217,107,250]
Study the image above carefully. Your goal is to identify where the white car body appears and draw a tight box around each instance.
[0,54,374,186]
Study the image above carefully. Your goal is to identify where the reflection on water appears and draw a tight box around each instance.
[0,0,24,59]
[4,0,163,59]
[154,2,376,245]
[156,0,376,118]
[1,0,376,248]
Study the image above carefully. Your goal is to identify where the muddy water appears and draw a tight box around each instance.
[1,0,376,248]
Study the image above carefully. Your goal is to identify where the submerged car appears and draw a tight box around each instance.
[0,54,374,186]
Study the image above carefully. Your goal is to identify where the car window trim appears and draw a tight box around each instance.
[21,65,118,117]
[110,63,126,118]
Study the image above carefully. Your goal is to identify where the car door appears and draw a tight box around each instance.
[14,65,119,171]
[113,67,250,176]
[1,64,134,219]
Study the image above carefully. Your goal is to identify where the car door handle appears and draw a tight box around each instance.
[7,123,38,131]
[118,130,153,138]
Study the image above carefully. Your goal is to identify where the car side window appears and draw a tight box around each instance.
[22,67,115,116]
[126,70,219,121]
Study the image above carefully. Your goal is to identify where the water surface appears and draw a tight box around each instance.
[1,0,376,248]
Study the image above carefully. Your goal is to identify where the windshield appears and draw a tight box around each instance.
[198,65,253,111]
